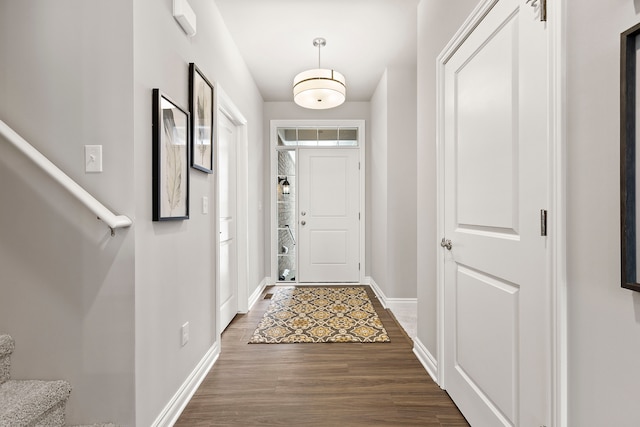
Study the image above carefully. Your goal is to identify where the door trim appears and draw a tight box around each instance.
[434,0,567,425]
[216,85,249,338]
[270,119,366,285]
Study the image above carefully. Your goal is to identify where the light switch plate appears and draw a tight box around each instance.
[202,196,209,214]
[181,322,189,347]
[85,145,103,173]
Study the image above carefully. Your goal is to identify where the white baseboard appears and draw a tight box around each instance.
[151,341,221,427]
[413,337,439,386]
[364,276,417,312]
[248,277,270,311]
[364,276,387,308]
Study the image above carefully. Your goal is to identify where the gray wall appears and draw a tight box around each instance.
[0,1,135,424]
[566,0,640,424]
[371,72,389,290]
[415,0,479,358]
[0,0,265,425]
[387,66,417,297]
[369,66,418,299]
[133,0,264,425]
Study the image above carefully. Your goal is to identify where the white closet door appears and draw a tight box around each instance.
[442,0,550,425]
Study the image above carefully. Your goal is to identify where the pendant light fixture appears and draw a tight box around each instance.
[293,38,346,110]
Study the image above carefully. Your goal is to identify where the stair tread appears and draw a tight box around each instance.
[0,379,71,425]
[69,424,118,427]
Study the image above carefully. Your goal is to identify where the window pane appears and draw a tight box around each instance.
[297,129,317,146]
[339,128,358,146]
[278,201,295,228]
[278,150,296,175]
[318,128,338,146]
[277,128,297,146]
[277,175,295,202]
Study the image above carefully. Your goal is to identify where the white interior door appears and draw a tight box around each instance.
[298,149,359,282]
[442,0,550,426]
[219,112,237,331]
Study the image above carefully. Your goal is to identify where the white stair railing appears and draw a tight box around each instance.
[0,119,132,235]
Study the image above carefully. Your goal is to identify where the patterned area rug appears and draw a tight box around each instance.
[249,286,390,343]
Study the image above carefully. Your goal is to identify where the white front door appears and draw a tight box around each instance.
[442,0,550,426]
[298,149,359,282]
[219,112,237,331]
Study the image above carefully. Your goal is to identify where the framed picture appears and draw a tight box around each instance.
[621,23,640,291]
[189,63,214,173]
[152,89,190,221]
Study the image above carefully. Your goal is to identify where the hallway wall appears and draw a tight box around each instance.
[371,72,389,291]
[566,0,640,424]
[133,0,264,425]
[0,1,135,424]
[369,66,418,299]
[415,0,479,365]
[0,1,265,425]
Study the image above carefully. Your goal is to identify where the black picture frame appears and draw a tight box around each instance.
[152,89,190,221]
[189,63,214,173]
[621,23,640,291]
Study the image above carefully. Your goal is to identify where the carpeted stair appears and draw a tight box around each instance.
[69,424,118,427]
[0,334,72,427]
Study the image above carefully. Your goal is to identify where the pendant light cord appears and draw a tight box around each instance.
[313,37,326,69]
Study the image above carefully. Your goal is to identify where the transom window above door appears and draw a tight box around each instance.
[277,127,358,147]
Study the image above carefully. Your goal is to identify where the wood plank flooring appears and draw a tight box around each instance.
[176,285,469,426]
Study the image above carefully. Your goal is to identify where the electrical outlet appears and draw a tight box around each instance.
[181,322,189,347]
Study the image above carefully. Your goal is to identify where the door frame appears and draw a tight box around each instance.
[435,0,567,426]
[215,85,249,338]
[270,119,366,285]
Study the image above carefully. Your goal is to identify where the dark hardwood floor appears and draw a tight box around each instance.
[176,285,469,426]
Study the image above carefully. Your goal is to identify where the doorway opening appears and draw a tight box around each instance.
[216,87,249,335]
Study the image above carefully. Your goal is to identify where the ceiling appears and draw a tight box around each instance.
[214,0,419,103]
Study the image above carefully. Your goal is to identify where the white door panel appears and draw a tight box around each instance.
[442,0,549,426]
[309,230,348,263]
[456,15,518,232]
[455,266,519,423]
[299,149,359,282]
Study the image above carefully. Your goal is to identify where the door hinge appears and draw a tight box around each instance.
[358,263,361,271]
[358,162,361,170]
[358,212,361,220]
[526,0,547,22]
[540,209,548,236]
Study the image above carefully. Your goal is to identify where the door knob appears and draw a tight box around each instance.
[301,211,306,216]
[440,238,452,250]
[301,220,306,226]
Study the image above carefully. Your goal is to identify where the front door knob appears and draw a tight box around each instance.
[301,220,306,226]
